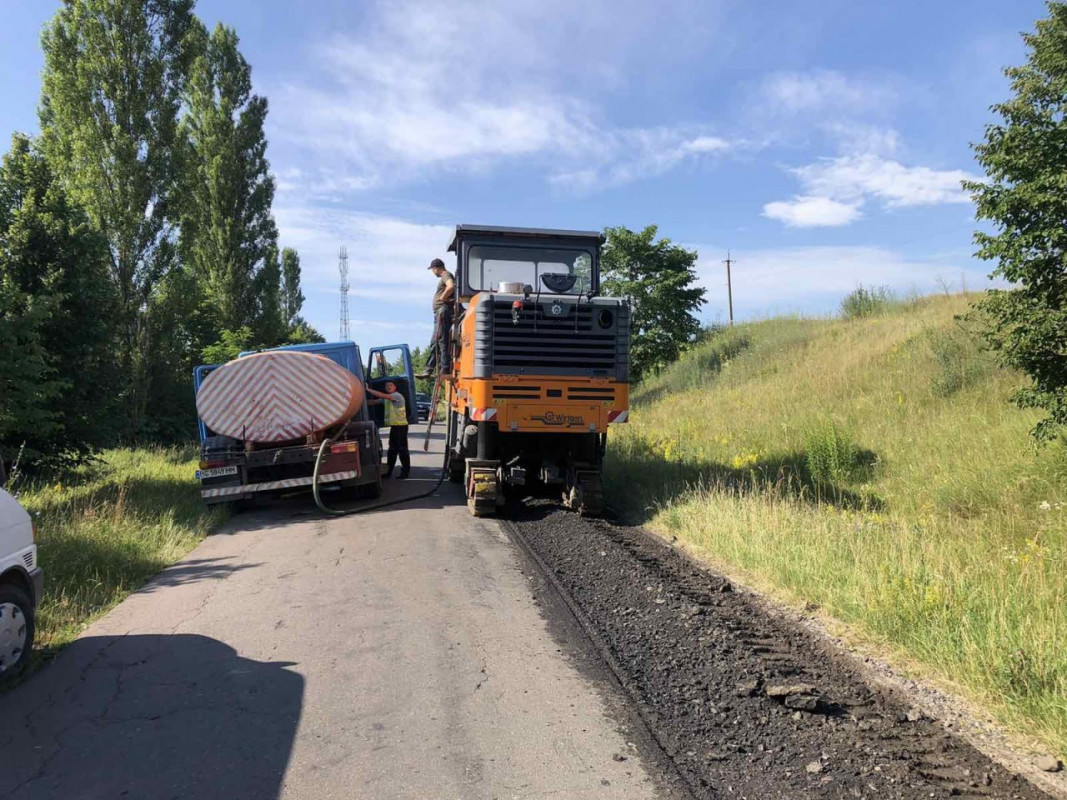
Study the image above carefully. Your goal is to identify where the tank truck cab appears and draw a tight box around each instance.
[442,225,631,516]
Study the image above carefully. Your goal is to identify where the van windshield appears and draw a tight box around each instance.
[468,245,594,294]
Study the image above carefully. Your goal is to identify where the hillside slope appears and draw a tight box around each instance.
[607,293,1067,755]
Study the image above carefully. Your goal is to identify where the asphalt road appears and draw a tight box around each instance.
[0,428,669,800]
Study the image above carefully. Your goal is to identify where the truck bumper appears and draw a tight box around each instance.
[29,567,43,608]
[201,469,362,501]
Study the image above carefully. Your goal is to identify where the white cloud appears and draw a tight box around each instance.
[752,66,977,227]
[822,122,900,157]
[550,130,734,192]
[795,154,976,208]
[272,0,731,191]
[684,136,732,154]
[759,69,900,117]
[763,154,979,228]
[762,195,863,228]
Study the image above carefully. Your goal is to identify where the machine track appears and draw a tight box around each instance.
[564,469,605,516]
[506,502,1053,800]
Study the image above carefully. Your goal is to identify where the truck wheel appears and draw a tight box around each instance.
[0,584,34,676]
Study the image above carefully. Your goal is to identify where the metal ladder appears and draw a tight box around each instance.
[422,371,447,452]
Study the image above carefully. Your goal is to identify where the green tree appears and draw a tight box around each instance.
[141,266,219,442]
[410,346,432,395]
[0,283,61,465]
[0,134,117,465]
[967,2,1067,442]
[253,245,287,345]
[202,326,255,364]
[285,316,325,345]
[281,247,305,327]
[179,21,278,334]
[601,225,706,380]
[39,0,197,436]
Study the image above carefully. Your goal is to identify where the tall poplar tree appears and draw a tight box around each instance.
[39,0,196,436]
[252,244,286,345]
[280,247,305,328]
[179,21,278,334]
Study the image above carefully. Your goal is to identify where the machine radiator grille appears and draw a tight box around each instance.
[490,303,620,374]
[567,386,615,402]
[492,384,542,400]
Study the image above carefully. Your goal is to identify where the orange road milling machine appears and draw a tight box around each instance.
[436,225,631,517]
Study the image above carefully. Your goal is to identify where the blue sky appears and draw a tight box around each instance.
[0,0,1047,350]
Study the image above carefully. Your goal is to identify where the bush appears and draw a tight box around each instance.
[805,420,863,484]
[927,328,987,397]
[841,285,894,319]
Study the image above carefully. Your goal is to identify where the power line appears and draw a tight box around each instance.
[339,245,350,340]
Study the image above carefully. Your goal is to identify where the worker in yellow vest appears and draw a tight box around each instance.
[366,381,410,479]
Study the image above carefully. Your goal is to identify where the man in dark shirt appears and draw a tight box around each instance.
[419,257,455,378]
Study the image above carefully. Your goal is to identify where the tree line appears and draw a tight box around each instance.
[0,0,322,469]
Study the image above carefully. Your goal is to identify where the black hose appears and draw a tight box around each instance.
[311,431,450,516]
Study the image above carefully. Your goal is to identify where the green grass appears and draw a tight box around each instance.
[607,293,1067,755]
[11,447,220,656]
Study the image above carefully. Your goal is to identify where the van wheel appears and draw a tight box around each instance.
[0,585,34,676]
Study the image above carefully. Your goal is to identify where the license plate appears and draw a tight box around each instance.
[196,466,238,480]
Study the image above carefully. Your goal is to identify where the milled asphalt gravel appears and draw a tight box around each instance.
[510,501,1054,800]
[1,427,1055,800]
[0,431,673,800]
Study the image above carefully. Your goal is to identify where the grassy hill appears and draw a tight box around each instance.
[607,292,1066,754]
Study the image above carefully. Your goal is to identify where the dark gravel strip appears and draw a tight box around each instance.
[510,501,1050,800]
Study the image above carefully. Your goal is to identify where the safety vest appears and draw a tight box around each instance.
[385,394,408,427]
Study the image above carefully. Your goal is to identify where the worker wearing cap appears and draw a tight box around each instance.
[419,257,455,377]
[366,381,410,479]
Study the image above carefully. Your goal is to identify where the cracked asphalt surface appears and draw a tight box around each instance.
[0,432,669,799]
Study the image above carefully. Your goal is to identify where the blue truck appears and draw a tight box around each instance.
[193,341,416,509]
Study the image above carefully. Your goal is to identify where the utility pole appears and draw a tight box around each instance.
[339,245,350,340]
[723,250,735,326]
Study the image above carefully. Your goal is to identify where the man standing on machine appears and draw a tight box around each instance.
[418,258,454,378]
[365,381,410,479]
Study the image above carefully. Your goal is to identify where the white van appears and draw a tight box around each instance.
[0,484,42,675]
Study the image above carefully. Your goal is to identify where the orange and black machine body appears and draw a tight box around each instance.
[441,225,630,516]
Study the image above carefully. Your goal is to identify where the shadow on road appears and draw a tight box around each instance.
[0,634,302,800]
[137,556,263,592]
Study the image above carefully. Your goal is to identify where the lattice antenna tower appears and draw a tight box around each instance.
[339,245,350,340]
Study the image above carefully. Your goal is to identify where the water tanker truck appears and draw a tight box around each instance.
[193,341,415,509]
